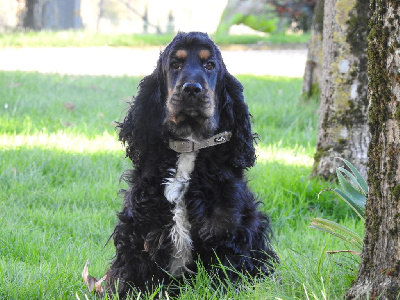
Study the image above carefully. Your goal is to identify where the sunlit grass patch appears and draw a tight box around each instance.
[0,131,122,153]
[1,132,313,164]
[257,144,314,167]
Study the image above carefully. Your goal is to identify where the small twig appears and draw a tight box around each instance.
[317,188,334,199]
[117,0,161,33]
[326,250,360,256]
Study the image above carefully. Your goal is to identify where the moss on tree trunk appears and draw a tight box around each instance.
[346,1,400,299]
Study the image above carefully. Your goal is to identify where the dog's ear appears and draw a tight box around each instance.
[117,58,166,166]
[219,72,257,169]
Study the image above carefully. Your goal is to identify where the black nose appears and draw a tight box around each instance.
[182,82,203,95]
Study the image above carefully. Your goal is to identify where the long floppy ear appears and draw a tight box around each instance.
[117,59,166,167]
[220,72,257,169]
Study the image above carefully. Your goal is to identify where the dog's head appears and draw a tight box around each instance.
[162,33,221,140]
[118,32,256,169]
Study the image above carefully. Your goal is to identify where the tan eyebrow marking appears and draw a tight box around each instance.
[175,49,187,59]
[199,49,211,60]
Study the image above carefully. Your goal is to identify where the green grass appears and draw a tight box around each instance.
[0,71,362,299]
[0,31,310,48]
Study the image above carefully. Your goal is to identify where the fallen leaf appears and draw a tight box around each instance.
[61,121,75,127]
[8,83,21,88]
[82,260,107,297]
[64,102,76,111]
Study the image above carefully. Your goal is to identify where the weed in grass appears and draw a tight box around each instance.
[0,71,361,299]
[311,158,367,256]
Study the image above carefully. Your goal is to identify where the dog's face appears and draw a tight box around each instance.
[163,39,220,140]
[118,32,256,169]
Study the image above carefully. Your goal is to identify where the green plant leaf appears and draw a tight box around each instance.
[336,167,366,205]
[310,217,363,251]
[336,167,367,208]
[336,157,368,195]
[333,188,365,221]
[337,167,364,195]
[310,218,363,242]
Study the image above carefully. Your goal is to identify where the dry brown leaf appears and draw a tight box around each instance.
[82,260,107,297]
[8,83,21,88]
[61,121,75,127]
[63,102,76,111]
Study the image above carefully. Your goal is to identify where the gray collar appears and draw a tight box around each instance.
[169,131,232,153]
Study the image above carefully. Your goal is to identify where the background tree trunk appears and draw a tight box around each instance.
[301,0,324,99]
[96,0,105,33]
[23,0,40,30]
[312,0,370,179]
[346,1,400,299]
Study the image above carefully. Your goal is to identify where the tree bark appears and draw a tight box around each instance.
[346,1,400,299]
[301,0,324,99]
[312,0,370,180]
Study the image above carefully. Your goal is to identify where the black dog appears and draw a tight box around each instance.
[107,32,278,297]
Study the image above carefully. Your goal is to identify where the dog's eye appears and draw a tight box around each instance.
[204,61,215,70]
[171,62,182,70]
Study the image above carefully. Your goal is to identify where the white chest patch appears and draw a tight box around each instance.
[164,152,196,276]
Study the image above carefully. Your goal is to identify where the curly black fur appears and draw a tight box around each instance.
[107,32,278,297]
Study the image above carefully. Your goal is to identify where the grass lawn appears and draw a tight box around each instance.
[0,71,362,299]
[0,31,310,48]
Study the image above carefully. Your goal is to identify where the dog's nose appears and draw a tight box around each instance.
[182,82,203,95]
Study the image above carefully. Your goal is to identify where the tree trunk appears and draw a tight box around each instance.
[346,1,400,299]
[301,0,324,99]
[96,0,105,33]
[312,0,370,180]
[23,0,40,30]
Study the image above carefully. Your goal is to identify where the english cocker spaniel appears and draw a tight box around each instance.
[107,32,278,297]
